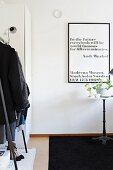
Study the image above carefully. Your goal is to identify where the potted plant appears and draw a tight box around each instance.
[92,79,113,96]
[85,79,113,97]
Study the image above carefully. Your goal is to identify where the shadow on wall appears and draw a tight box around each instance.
[34,86,103,133]
[47,89,102,132]
[50,89,97,112]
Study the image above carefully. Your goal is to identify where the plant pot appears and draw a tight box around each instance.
[96,88,106,96]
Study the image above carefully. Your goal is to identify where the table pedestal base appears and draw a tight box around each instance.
[92,136,113,144]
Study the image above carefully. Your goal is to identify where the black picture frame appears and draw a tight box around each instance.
[68,23,110,83]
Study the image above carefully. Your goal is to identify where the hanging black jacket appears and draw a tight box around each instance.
[0,42,30,124]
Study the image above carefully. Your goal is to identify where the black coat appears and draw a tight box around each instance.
[0,42,29,124]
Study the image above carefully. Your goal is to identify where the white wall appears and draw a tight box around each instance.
[4,0,113,134]
[29,0,113,134]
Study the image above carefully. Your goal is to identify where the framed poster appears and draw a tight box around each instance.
[68,23,110,83]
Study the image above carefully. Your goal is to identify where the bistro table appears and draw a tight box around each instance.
[91,95,113,144]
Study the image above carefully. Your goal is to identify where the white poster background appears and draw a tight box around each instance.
[68,23,110,83]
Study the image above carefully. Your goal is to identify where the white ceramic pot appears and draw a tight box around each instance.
[96,88,106,96]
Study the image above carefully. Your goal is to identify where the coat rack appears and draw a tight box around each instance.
[1,27,28,153]
[0,79,18,170]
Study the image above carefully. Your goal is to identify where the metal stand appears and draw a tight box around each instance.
[0,79,18,170]
[16,112,28,153]
[22,130,28,153]
[92,98,113,144]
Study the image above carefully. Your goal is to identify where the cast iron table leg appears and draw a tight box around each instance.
[92,99,113,144]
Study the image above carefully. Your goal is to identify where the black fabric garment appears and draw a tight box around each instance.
[16,54,30,111]
[6,121,16,141]
[0,42,30,124]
